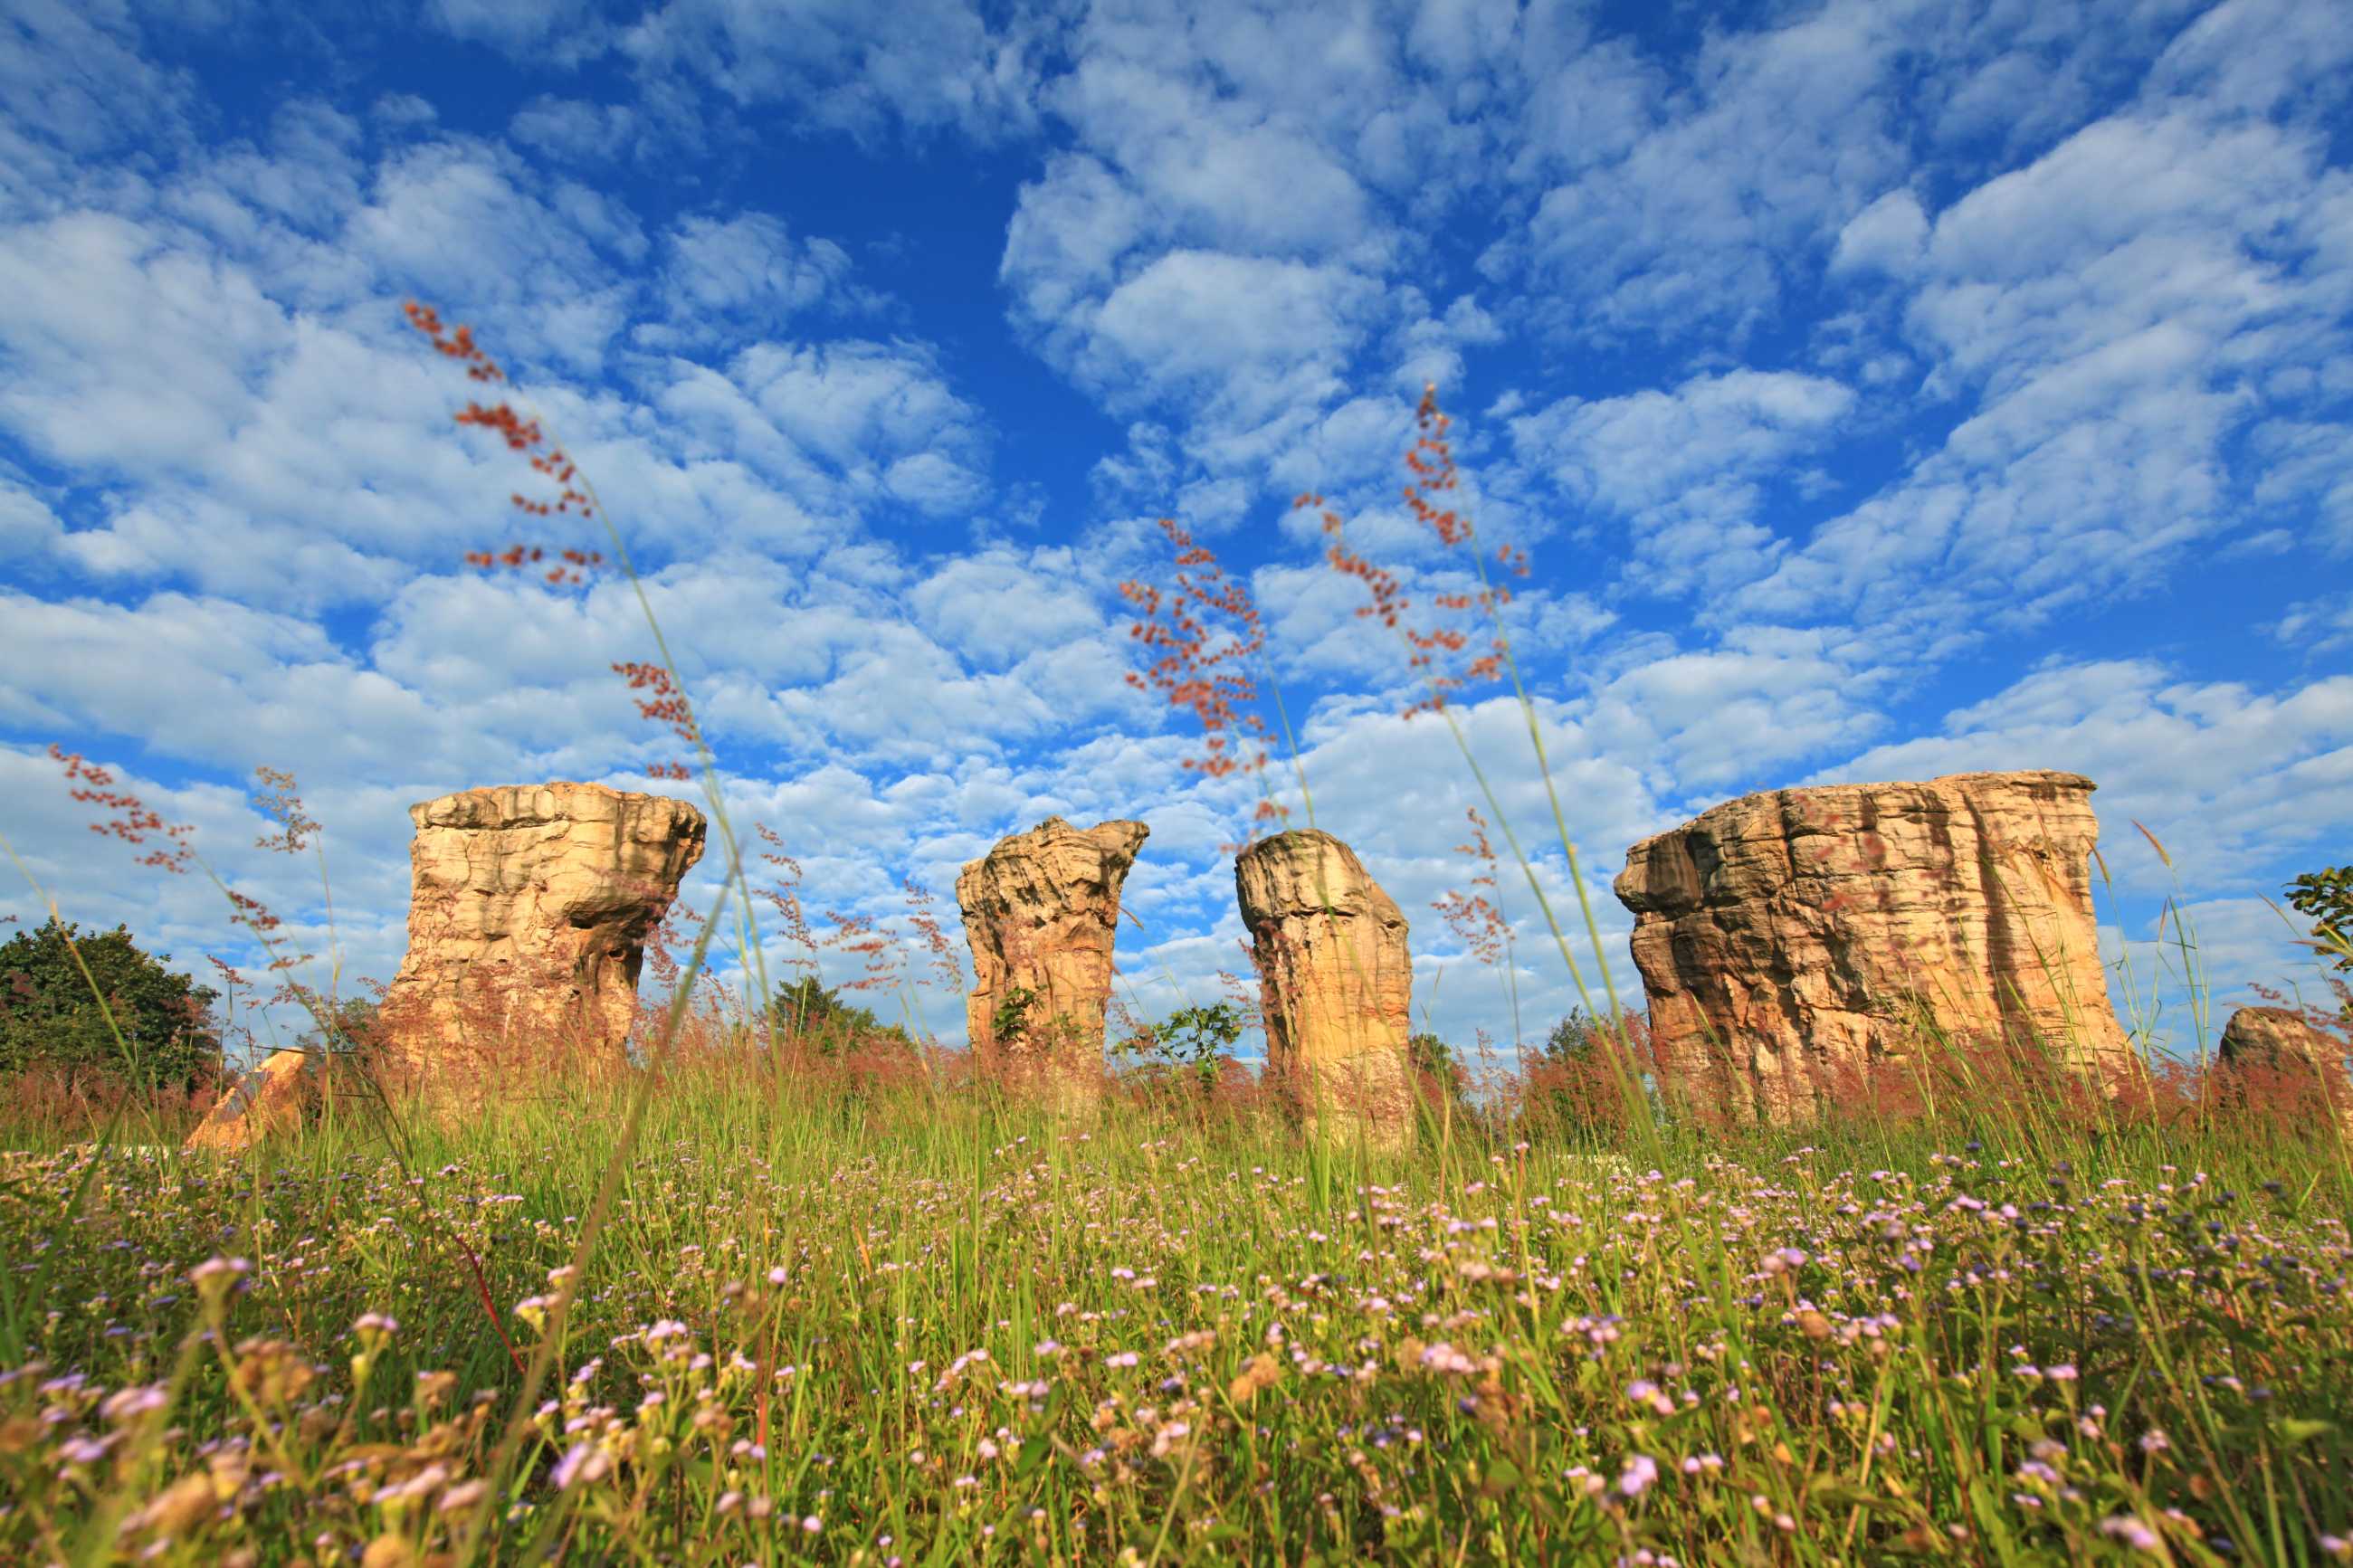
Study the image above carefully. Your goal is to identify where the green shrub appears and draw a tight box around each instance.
[0,917,221,1089]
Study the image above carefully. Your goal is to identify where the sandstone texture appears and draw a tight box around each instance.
[1234,830,1414,1145]
[1614,770,2133,1124]
[957,816,1148,1101]
[184,1049,310,1154]
[2220,1006,2350,1131]
[379,783,706,1079]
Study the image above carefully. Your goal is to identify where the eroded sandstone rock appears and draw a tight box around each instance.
[957,816,1148,1101]
[2220,1006,2350,1132]
[1234,830,1414,1145]
[379,783,706,1082]
[1614,770,2133,1124]
[184,1049,311,1155]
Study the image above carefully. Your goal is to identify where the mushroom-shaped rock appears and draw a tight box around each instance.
[1234,830,1413,1147]
[1614,769,2133,1125]
[957,816,1148,1104]
[2220,1006,2350,1134]
[378,783,706,1086]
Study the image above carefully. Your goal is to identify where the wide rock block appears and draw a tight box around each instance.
[1234,830,1413,1146]
[1614,769,2132,1124]
[379,782,706,1082]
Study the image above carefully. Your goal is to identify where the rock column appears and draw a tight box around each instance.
[1234,830,1414,1147]
[379,783,707,1087]
[957,816,1148,1105]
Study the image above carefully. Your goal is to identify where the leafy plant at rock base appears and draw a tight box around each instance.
[1126,1001,1244,1099]
[0,917,221,1090]
[988,984,1038,1050]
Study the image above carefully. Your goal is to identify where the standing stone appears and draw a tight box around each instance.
[184,1049,311,1154]
[1614,770,2134,1125]
[2220,1006,2350,1133]
[1234,830,1414,1146]
[957,816,1148,1103]
[379,783,706,1085]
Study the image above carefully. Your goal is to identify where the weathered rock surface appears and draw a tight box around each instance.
[957,816,1148,1100]
[184,1049,311,1154]
[1234,830,1413,1145]
[2220,1006,2350,1131]
[379,783,706,1080]
[1614,770,2133,1124]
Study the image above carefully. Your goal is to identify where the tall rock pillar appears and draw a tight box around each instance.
[1234,830,1414,1147]
[957,816,1148,1105]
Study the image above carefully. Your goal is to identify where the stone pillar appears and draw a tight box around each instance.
[1234,830,1413,1147]
[379,783,706,1087]
[957,816,1148,1105]
[1614,769,2134,1125]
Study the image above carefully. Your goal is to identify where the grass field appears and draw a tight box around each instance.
[4,1040,2351,1566]
[7,318,2350,1565]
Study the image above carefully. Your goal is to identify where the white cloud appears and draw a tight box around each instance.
[1831,188,1929,277]
[1510,370,1855,596]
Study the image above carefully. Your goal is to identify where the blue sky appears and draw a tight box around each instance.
[2,0,2348,1069]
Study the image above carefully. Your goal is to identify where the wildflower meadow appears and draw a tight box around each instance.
[2,283,2349,1568]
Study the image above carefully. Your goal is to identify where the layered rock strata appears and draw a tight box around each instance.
[379,783,706,1083]
[957,816,1148,1103]
[1614,770,2133,1125]
[1234,830,1414,1146]
[2220,1006,2350,1133]
[184,1049,311,1154]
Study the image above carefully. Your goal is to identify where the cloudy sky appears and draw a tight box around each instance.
[2,0,2348,1069]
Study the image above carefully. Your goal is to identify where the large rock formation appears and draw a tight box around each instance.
[957,816,1148,1102]
[184,1049,311,1154]
[1234,830,1414,1145]
[379,783,706,1083]
[2220,1006,2349,1133]
[1614,770,2134,1125]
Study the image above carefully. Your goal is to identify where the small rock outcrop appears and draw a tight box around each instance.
[2220,1006,2350,1132]
[1234,830,1413,1145]
[184,1050,311,1154]
[957,816,1148,1102]
[379,783,706,1083]
[1614,770,2133,1125]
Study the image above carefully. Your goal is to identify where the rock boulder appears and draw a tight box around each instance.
[2220,1005,2349,1132]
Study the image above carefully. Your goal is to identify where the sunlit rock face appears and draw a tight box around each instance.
[956,816,1149,1106]
[379,783,706,1085]
[1234,830,1413,1148]
[2220,1006,2351,1135]
[1615,770,2134,1126]
[184,1050,310,1154]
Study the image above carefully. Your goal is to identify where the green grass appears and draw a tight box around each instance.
[4,1052,2350,1566]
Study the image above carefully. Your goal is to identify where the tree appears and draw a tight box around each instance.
[2286,867,2353,974]
[766,974,909,1054]
[0,917,222,1089]
[1124,1002,1244,1098]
